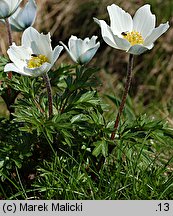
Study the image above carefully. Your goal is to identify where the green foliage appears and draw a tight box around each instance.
[0,64,109,197]
[0,64,173,200]
[0,0,172,200]
[32,134,173,199]
[0,118,34,182]
[0,56,9,78]
[0,0,173,201]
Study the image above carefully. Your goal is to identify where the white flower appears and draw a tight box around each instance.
[94,4,169,55]
[4,27,63,77]
[0,0,22,19]
[60,35,100,64]
[8,0,37,32]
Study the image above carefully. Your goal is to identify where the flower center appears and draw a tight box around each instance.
[122,31,144,46]
[27,54,49,68]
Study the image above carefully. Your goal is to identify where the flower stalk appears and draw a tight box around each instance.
[5,18,13,79]
[5,18,13,118]
[111,54,134,140]
[43,73,53,118]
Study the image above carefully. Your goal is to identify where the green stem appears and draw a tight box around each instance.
[111,54,134,140]
[43,73,53,118]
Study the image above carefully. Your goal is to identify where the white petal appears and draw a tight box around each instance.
[68,36,84,61]
[67,36,79,61]
[59,40,77,63]
[10,0,37,31]
[107,4,133,35]
[0,1,10,18]
[0,0,22,18]
[24,62,52,77]
[144,43,154,50]
[83,37,90,44]
[94,18,119,49]
[87,36,98,47]
[144,22,169,46]
[22,27,52,57]
[7,43,32,69]
[127,44,149,55]
[9,8,23,31]
[81,38,90,53]
[113,35,131,51]
[17,0,36,27]
[4,63,30,76]
[51,45,63,65]
[133,5,156,39]
[79,42,100,64]
[82,36,99,53]
[72,38,83,58]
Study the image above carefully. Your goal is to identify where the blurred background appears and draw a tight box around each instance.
[0,0,173,122]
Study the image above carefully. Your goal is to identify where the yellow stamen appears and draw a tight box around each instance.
[27,54,49,68]
[122,31,144,46]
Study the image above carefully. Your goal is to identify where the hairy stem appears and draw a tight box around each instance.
[5,18,13,79]
[5,18,14,118]
[43,73,53,118]
[111,54,134,140]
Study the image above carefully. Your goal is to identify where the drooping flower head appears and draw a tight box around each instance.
[8,0,37,32]
[0,0,22,19]
[4,27,63,77]
[94,4,169,55]
[60,35,100,64]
